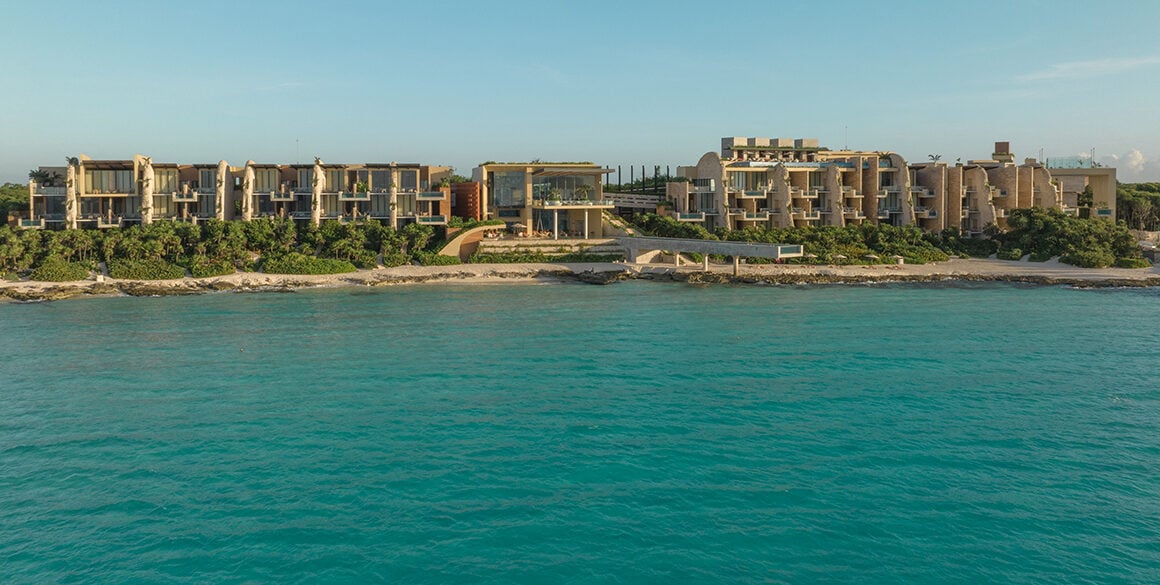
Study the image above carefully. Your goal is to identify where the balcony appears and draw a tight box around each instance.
[842,207,865,219]
[912,186,935,198]
[33,186,67,197]
[1095,208,1113,217]
[915,207,938,219]
[97,216,124,229]
[996,208,1010,218]
[742,211,770,221]
[691,183,715,193]
[416,191,446,201]
[791,188,819,199]
[739,190,766,199]
[792,208,820,221]
[992,188,1009,198]
[841,186,862,199]
[416,215,447,225]
[20,218,45,229]
[675,212,706,222]
[172,190,198,203]
[339,191,371,201]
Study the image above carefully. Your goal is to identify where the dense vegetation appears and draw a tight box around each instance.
[0,182,29,218]
[0,218,450,280]
[1118,182,1160,230]
[631,208,1147,268]
[29,258,90,282]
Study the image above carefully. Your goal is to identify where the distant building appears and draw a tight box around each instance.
[472,162,614,239]
[667,139,1116,234]
[24,156,451,230]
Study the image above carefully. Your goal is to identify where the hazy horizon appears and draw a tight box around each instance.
[3,0,1159,184]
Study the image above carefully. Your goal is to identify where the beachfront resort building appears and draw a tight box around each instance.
[472,162,615,239]
[23,155,452,230]
[666,139,1117,235]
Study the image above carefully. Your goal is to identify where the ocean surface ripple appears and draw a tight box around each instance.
[2,283,1159,583]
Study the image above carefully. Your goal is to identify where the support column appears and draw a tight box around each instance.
[702,254,709,271]
[675,251,681,266]
[583,210,589,240]
[389,170,399,230]
[553,209,559,240]
[733,255,740,276]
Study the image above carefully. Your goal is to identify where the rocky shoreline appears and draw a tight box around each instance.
[3,260,1159,302]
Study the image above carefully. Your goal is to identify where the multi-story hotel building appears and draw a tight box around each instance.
[24,155,452,230]
[666,139,1116,235]
[472,162,615,239]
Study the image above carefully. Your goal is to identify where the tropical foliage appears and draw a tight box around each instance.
[0,217,461,279]
[1117,182,1160,230]
[631,207,1146,268]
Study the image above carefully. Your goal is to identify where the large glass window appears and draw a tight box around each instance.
[729,171,747,191]
[325,169,344,192]
[198,169,217,192]
[397,192,416,215]
[398,170,418,192]
[370,170,391,192]
[491,171,526,207]
[255,169,279,192]
[531,174,596,202]
[154,169,179,194]
[85,170,133,194]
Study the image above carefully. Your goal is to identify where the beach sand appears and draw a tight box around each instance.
[2,259,1158,302]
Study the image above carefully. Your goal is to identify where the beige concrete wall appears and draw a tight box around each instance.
[986,165,1018,224]
[861,157,880,222]
[824,165,844,226]
[771,165,793,228]
[963,167,996,232]
[915,163,947,231]
[890,154,914,226]
[946,166,964,231]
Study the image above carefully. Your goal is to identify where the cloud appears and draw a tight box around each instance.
[1017,56,1160,82]
[1095,149,1160,182]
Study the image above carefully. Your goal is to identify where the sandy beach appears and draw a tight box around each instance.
[2,258,1159,302]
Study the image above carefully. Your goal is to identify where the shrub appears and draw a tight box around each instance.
[30,258,90,282]
[260,253,356,274]
[996,248,1023,261]
[1028,250,1054,262]
[380,250,409,267]
[1114,257,1152,269]
[1059,249,1115,268]
[108,258,187,280]
[414,251,461,266]
[185,255,236,278]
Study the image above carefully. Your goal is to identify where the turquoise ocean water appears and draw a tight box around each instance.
[2,282,1159,583]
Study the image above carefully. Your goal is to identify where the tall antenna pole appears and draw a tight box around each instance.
[844,126,848,150]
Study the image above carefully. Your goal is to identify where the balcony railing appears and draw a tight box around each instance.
[172,191,198,202]
[740,190,766,198]
[339,191,371,201]
[416,215,447,225]
[270,190,295,201]
[20,218,45,229]
[842,207,865,218]
[33,186,67,196]
[915,207,938,219]
[743,211,770,221]
[675,212,706,222]
[993,188,1009,198]
[416,191,446,201]
[1095,208,1113,217]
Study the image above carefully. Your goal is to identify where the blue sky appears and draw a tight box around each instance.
[2,0,1160,183]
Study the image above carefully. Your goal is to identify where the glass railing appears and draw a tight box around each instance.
[416,215,447,225]
[416,191,445,200]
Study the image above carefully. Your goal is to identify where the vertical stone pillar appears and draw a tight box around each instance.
[389,169,399,230]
